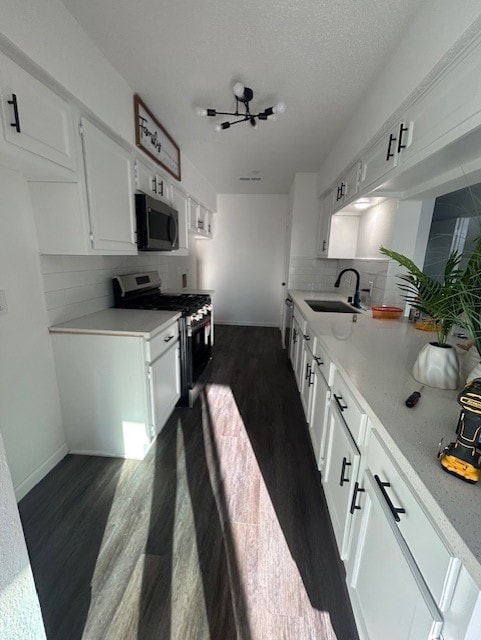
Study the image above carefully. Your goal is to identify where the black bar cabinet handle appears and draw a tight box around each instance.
[8,94,21,132]
[305,363,311,380]
[322,240,327,252]
[397,123,409,153]
[349,481,365,514]
[293,329,297,344]
[315,356,324,366]
[333,393,348,412]
[164,335,174,343]
[374,474,406,522]
[303,333,310,341]
[386,132,396,160]
[308,370,315,387]
[340,181,346,197]
[340,457,351,486]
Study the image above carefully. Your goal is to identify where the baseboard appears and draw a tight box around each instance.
[15,443,68,502]
[215,320,280,328]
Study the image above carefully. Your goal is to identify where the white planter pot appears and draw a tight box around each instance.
[412,342,459,390]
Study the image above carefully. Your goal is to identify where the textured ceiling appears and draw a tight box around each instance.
[59,0,425,194]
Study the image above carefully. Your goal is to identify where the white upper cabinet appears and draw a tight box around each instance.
[332,161,361,212]
[171,185,189,255]
[189,198,213,239]
[317,191,332,257]
[0,51,76,174]
[359,121,413,192]
[134,157,172,204]
[399,39,481,169]
[80,118,137,253]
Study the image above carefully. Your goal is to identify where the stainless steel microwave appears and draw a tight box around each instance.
[135,193,179,251]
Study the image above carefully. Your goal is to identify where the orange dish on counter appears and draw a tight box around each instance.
[371,305,403,319]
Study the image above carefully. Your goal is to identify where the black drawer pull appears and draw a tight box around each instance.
[8,94,21,132]
[164,335,174,343]
[340,457,351,486]
[303,333,310,341]
[386,132,396,160]
[333,393,348,412]
[293,329,297,344]
[397,123,409,153]
[322,239,327,252]
[305,363,311,380]
[374,474,406,522]
[308,370,315,387]
[349,481,365,514]
[315,356,324,366]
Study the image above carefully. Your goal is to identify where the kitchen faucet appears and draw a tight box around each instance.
[334,268,362,309]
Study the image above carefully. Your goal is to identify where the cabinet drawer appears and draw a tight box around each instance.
[301,323,317,353]
[331,370,367,445]
[313,338,334,386]
[367,430,459,609]
[147,321,179,362]
[293,306,307,333]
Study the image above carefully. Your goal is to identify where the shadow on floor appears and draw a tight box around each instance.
[19,455,124,640]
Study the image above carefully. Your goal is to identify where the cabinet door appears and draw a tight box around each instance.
[317,191,332,256]
[359,130,400,192]
[0,51,76,171]
[290,317,303,389]
[189,198,200,231]
[80,119,137,253]
[347,471,443,640]
[308,364,330,470]
[149,342,180,436]
[400,40,481,168]
[322,406,360,559]
[300,347,314,419]
[332,162,360,212]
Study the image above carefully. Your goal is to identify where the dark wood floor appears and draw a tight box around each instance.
[19,325,359,640]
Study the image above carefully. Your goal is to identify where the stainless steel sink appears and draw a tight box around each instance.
[304,299,361,313]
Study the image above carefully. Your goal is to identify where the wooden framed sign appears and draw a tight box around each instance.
[134,95,181,181]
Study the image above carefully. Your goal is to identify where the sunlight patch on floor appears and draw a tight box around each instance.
[200,383,339,640]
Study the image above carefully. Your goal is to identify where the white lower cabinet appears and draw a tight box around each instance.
[51,319,180,459]
[346,470,443,640]
[308,362,330,470]
[149,339,180,436]
[322,405,361,559]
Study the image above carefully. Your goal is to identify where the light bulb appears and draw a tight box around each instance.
[273,102,286,115]
[195,106,207,117]
[233,82,245,98]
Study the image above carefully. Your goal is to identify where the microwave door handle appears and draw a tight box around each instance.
[169,215,178,247]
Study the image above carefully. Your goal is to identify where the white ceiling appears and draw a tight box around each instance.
[60,0,424,195]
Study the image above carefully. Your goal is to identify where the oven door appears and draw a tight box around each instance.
[178,313,212,407]
[190,315,212,383]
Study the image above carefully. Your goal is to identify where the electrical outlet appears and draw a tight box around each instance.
[0,290,7,315]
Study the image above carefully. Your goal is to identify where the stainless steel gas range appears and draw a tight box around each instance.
[113,271,212,407]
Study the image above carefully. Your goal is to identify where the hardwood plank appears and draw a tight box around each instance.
[19,325,359,640]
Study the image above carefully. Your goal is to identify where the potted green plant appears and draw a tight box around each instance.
[455,238,481,381]
[379,246,465,389]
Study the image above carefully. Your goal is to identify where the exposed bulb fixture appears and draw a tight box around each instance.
[195,81,286,131]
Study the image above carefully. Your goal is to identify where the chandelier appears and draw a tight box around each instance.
[195,82,286,131]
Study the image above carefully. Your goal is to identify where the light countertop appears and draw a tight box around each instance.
[49,308,181,339]
[289,290,481,588]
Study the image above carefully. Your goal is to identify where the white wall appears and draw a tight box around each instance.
[198,194,288,326]
[0,167,66,499]
[318,1,481,194]
[357,199,398,259]
[0,433,46,640]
